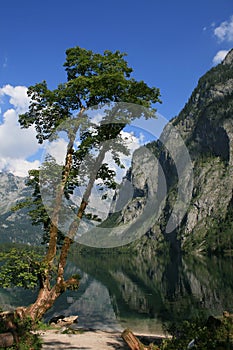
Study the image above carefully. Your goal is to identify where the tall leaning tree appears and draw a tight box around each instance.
[0,46,161,323]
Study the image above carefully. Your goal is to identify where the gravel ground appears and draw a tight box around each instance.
[41,329,129,350]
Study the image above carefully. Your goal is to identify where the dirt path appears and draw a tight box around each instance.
[41,329,129,350]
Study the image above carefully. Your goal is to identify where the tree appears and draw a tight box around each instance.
[0,46,161,324]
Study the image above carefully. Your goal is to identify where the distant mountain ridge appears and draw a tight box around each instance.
[0,172,42,244]
[0,172,26,214]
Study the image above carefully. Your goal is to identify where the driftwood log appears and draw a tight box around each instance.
[121,329,159,350]
[0,309,26,347]
[0,332,14,348]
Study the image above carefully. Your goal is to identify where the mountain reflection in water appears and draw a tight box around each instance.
[1,247,233,333]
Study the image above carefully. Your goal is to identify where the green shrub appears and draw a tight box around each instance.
[0,316,42,350]
[161,315,233,349]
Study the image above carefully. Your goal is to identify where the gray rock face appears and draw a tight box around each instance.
[0,172,42,245]
[223,49,233,66]
[109,145,166,235]
[0,172,26,214]
[116,48,233,253]
[176,50,233,251]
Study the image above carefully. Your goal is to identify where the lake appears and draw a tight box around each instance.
[1,248,233,334]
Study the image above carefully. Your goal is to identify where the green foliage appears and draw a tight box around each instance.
[15,317,42,350]
[12,164,66,248]
[60,327,84,334]
[16,46,161,245]
[35,320,56,331]
[0,248,46,289]
[19,47,161,143]
[161,315,233,349]
[0,316,42,350]
[205,199,233,256]
[11,169,50,229]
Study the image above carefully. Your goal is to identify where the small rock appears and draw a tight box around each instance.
[49,315,65,324]
[62,316,78,324]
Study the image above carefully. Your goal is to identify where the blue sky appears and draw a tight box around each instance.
[0,0,233,176]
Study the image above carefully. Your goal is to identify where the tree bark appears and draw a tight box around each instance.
[25,286,61,320]
[56,143,108,284]
[23,110,86,322]
[0,333,14,348]
[121,329,158,350]
[0,310,22,347]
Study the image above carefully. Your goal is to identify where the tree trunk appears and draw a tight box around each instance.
[23,110,86,323]
[24,284,63,321]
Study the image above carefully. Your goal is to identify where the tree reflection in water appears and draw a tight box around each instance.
[1,245,233,332]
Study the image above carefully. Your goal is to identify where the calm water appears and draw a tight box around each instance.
[1,249,233,333]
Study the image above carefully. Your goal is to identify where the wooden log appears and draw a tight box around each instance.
[0,332,14,348]
[121,328,158,350]
[0,311,16,330]
[0,310,21,347]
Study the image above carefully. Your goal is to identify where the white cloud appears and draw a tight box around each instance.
[0,85,41,177]
[120,130,145,158]
[91,112,104,125]
[0,85,30,113]
[102,130,145,183]
[213,15,233,42]
[45,138,68,165]
[212,50,230,65]
[0,108,39,158]
[0,157,40,177]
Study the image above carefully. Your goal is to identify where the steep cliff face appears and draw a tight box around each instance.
[117,49,233,254]
[110,145,161,224]
[173,49,233,253]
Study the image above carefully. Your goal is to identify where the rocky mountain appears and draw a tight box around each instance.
[112,49,233,255]
[170,49,233,254]
[1,50,233,254]
[0,172,42,245]
[0,172,26,214]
